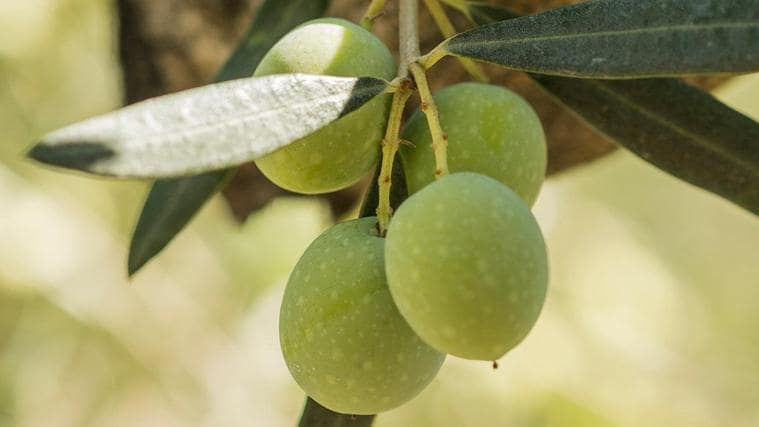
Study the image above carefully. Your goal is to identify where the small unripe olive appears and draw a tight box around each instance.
[253,18,396,194]
[280,217,445,415]
[401,82,547,205]
[385,173,549,361]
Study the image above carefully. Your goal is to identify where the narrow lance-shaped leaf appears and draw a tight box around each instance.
[469,2,759,215]
[466,1,518,25]
[444,0,759,78]
[533,76,759,214]
[129,0,329,276]
[215,0,331,82]
[29,74,388,178]
[128,171,232,275]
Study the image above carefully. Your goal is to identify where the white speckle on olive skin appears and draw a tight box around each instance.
[280,217,445,415]
[385,173,549,361]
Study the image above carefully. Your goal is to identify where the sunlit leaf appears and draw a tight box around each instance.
[29,74,388,178]
[445,0,759,78]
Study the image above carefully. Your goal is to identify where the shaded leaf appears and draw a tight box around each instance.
[128,170,233,275]
[359,152,408,218]
[468,2,759,214]
[532,76,759,214]
[29,74,388,178]
[128,0,329,276]
[299,398,374,427]
[445,0,759,78]
[466,1,518,25]
[215,0,331,82]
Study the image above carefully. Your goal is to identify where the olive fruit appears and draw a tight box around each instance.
[253,18,396,194]
[279,217,445,415]
[401,82,547,205]
[385,173,548,361]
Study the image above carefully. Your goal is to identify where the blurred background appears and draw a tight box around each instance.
[1,1,758,426]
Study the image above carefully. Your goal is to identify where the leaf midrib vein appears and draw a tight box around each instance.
[47,78,382,150]
[449,21,759,50]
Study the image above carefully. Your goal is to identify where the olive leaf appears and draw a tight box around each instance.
[128,171,233,275]
[444,0,759,78]
[300,398,375,427]
[33,75,386,277]
[29,74,387,178]
[468,2,759,215]
[128,0,330,276]
[533,76,759,214]
[214,0,331,82]
[466,1,518,25]
[34,74,386,276]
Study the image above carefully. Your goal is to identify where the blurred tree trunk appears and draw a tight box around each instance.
[116,0,724,221]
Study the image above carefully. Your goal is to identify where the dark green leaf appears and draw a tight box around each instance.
[299,398,374,427]
[214,0,331,82]
[445,0,759,78]
[128,0,330,276]
[532,76,759,214]
[466,1,517,25]
[468,2,759,215]
[359,152,408,218]
[29,74,388,178]
[127,170,233,275]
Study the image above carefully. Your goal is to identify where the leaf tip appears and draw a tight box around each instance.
[27,140,115,173]
[126,263,141,279]
[127,246,149,278]
[26,142,55,163]
[337,77,389,117]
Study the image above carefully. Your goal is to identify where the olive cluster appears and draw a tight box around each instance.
[256,19,548,415]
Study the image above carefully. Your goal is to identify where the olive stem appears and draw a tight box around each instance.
[422,0,489,82]
[375,0,421,235]
[360,0,387,30]
[398,0,421,77]
[376,80,413,235]
[409,62,449,179]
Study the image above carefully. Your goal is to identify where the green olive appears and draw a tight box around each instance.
[385,173,549,361]
[253,18,396,194]
[401,82,547,205]
[280,217,445,415]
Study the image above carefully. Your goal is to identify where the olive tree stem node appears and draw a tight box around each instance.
[361,0,388,30]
